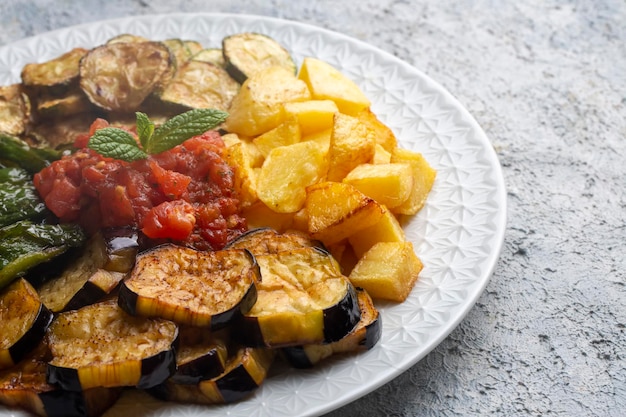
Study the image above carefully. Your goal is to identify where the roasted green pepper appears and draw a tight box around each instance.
[0,220,85,290]
[0,167,48,227]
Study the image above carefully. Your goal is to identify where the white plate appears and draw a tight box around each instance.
[0,13,506,417]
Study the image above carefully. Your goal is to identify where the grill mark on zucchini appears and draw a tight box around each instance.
[0,279,53,369]
[222,32,297,83]
[46,299,179,391]
[118,245,259,329]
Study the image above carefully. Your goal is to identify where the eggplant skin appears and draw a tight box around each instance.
[282,287,382,368]
[0,344,121,417]
[149,346,275,405]
[119,245,259,329]
[46,299,179,391]
[7,303,53,367]
[225,227,326,255]
[233,247,361,348]
[0,278,53,370]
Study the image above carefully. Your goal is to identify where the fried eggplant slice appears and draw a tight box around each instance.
[0,279,53,370]
[282,287,381,368]
[118,244,259,329]
[79,41,175,112]
[0,84,31,136]
[21,47,88,97]
[234,246,361,348]
[171,327,230,385]
[37,230,136,313]
[225,227,324,255]
[46,299,179,391]
[158,60,240,111]
[0,343,122,417]
[222,32,296,83]
[149,345,275,405]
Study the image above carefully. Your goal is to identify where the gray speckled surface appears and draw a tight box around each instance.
[1,1,624,416]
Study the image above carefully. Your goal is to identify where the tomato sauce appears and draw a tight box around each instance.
[34,119,247,251]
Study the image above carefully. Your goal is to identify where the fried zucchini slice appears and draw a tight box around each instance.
[0,84,31,136]
[37,230,136,313]
[118,245,259,329]
[35,90,96,120]
[192,48,226,67]
[223,32,296,83]
[79,41,175,112]
[0,279,53,370]
[225,227,324,255]
[282,287,381,368]
[234,246,361,347]
[46,299,179,391]
[158,60,240,111]
[171,327,230,385]
[0,343,122,417]
[27,113,96,149]
[149,345,275,404]
[106,33,149,44]
[21,47,88,97]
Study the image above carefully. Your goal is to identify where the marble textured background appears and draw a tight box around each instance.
[1,1,624,416]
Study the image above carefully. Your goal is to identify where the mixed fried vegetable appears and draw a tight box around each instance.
[0,30,436,416]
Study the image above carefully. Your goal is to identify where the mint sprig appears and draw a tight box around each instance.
[88,109,228,162]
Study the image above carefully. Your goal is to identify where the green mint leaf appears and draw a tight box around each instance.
[145,108,228,154]
[88,127,148,162]
[135,112,154,148]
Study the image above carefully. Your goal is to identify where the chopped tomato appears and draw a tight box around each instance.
[34,123,247,250]
[149,161,191,200]
[142,200,196,240]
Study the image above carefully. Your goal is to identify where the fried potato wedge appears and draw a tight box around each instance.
[343,162,414,209]
[390,148,437,215]
[349,241,423,302]
[257,140,328,213]
[224,66,311,137]
[305,181,385,245]
[298,57,370,116]
[327,112,376,182]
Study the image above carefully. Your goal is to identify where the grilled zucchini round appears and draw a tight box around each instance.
[118,244,259,329]
[222,32,296,83]
[157,60,240,112]
[79,41,175,112]
[46,299,179,391]
[0,278,53,370]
